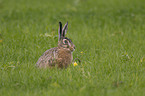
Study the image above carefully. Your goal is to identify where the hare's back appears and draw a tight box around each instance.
[36,47,58,67]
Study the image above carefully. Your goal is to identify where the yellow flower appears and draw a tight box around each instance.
[140,59,142,62]
[80,51,83,54]
[140,57,145,63]
[0,39,2,43]
[73,62,78,66]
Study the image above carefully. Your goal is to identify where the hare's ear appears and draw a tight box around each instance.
[62,22,68,37]
[58,22,62,40]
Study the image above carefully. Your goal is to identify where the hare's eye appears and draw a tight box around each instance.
[63,39,68,44]
[64,40,67,43]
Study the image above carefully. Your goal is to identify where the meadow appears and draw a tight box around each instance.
[0,0,145,96]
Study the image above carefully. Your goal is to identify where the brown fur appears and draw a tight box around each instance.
[36,47,73,68]
[57,48,73,68]
[36,22,75,68]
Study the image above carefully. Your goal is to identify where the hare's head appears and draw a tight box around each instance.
[58,22,75,52]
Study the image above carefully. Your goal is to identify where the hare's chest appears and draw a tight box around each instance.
[58,50,72,64]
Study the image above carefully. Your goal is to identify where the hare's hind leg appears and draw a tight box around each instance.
[36,56,50,68]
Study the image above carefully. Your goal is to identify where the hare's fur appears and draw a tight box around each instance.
[36,47,73,68]
[36,22,75,68]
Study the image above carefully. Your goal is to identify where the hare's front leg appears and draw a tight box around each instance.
[56,58,67,68]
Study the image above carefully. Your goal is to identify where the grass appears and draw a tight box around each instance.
[0,0,145,96]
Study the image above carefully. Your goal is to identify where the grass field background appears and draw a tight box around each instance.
[0,0,145,96]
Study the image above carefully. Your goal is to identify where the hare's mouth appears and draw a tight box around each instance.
[70,47,75,52]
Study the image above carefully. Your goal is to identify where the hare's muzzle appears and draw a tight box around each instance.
[70,45,75,52]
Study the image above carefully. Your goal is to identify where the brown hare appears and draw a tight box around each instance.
[36,22,75,68]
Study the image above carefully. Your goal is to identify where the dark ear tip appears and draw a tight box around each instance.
[59,22,62,25]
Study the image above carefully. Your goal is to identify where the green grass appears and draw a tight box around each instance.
[0,0,145,96]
